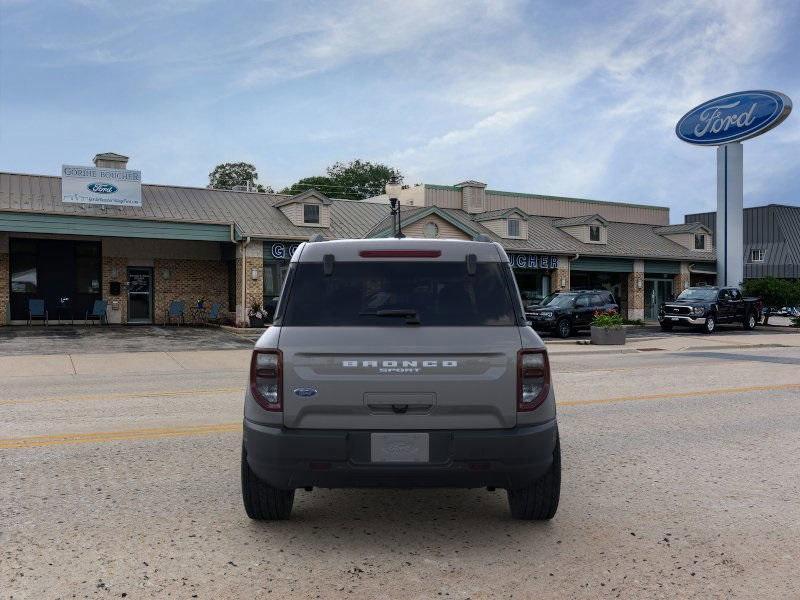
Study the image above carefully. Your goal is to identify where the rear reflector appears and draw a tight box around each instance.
[359,250,441,258]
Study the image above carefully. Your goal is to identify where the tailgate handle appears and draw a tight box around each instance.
[364,393,435,415]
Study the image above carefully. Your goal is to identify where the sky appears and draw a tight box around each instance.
[1,0,798,222]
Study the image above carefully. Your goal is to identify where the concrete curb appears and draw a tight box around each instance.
[547,341,793,356]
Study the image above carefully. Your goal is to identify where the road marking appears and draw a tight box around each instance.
[0,423,242,449]
[559,382,800,407]
[4,382,799,450]
[0,387,242,406]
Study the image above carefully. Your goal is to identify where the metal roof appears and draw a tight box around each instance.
[685,204,800,278]
[0,172,389,241]
[0,171,714,261]
[554,214,608,227]
[654,222,710,234]
[365,202,713,261]
[472,207,528,222]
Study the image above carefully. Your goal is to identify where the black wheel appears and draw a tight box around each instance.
[507,437,561,520]
[241,446,295,520]
[702,314,716,334]
[743,311,757,330]
[660,322,673,331]
[556,319,572,339]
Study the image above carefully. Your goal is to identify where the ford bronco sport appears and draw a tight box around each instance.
[241,238,560,520]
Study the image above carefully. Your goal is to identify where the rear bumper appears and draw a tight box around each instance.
[243,419,558,490]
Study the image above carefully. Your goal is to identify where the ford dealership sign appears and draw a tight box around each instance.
[676,90,792,146]
[62,165,142,207]
[86,182,118,194]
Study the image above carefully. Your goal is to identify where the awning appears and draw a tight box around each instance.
[0,211,234,242]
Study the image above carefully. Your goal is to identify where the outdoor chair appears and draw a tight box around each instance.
[85,299,109,325]
[165,300,186,326]
[206,302,223,326]
[27,299,48,326]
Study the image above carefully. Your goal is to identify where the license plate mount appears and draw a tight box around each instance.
[370,433,429,463]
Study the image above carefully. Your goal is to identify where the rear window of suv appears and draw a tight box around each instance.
[279,261,519,327]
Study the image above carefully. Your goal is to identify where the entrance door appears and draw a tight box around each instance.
[644,279,674,320]
[127,268,153,324]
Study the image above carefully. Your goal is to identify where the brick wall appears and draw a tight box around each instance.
[153,258,229,325]
[0,253,9,325]
[102,256,128,324]
[235,241,264,326]
[626,260,645,320]
[673,262,691,295]
[553,263,570,292]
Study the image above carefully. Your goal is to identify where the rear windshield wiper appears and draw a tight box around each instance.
[359,308,421,324]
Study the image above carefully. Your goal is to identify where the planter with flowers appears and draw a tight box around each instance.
[590,309,626,345]
[248,302,266,328]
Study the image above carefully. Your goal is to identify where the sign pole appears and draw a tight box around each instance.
[715,143,743,286]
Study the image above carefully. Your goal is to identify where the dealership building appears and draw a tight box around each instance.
[685,204,800,280]
[0,153,717,326]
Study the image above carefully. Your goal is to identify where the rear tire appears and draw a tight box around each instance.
[556,319,572,339]
[743,311,757,330]
[241,446,295,520]
[507,438,561,520]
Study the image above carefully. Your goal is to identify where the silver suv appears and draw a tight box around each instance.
[241,238,560,520]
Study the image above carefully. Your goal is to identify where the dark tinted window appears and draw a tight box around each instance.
[729,289,741,301]
[304,204,320,224]
[541,293,576,307]
[281,261,518,326]
[575,295,590,308]
[694,234,705,249]
[590,294,603,307]
[677,288,717,301]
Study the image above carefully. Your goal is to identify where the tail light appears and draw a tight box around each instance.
[517,349,550,411]
[250,350,282,411]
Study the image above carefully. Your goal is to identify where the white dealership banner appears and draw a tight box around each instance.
[61,164,142,207]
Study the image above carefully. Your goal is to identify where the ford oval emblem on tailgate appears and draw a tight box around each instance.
[293,387,317,397]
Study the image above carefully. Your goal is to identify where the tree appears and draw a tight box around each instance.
[742,277,800,325]
[279,176,337,197]
[209,162,273,193]
[280,159,403,200]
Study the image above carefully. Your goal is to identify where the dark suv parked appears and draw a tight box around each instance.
[526,290,619,338]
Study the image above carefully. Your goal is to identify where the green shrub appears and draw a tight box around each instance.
[592,309,624,329]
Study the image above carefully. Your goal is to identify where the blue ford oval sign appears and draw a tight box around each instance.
[87,182,118,194]
[293,387,317,398]
[676,90,791,146]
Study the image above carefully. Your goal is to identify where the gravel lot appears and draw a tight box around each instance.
[2,344,800,599]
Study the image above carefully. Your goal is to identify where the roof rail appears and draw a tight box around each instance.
[473,234,492,242]
[308,234,325,242]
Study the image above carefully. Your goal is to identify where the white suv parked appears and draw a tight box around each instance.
[242,238,560,520]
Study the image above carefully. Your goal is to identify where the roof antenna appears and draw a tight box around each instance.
[388,176,405,238]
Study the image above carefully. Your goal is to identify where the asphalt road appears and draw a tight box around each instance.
[3,346,800,599]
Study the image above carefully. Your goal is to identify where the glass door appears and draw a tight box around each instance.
[644,278,674,320]
[127,267,153,324]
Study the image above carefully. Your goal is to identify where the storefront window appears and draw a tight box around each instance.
[75,243,101,293]
[11,248,37,292]
[263,242,299,321]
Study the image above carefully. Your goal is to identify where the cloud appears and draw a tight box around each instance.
[386,0,796,215]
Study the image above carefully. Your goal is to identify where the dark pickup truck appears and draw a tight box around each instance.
[659,286,762,334]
